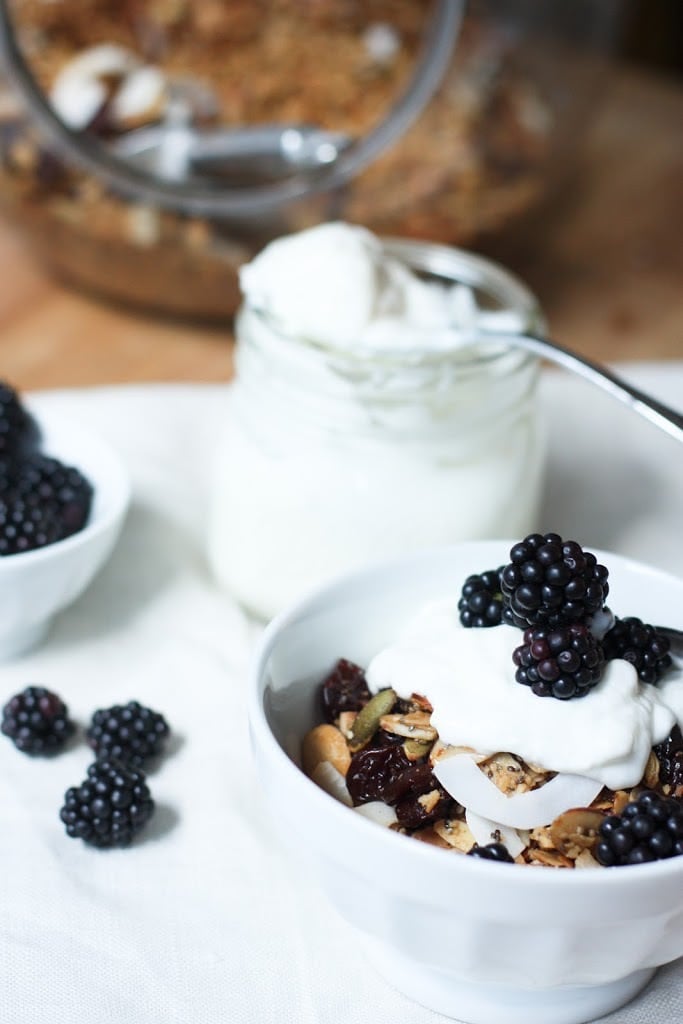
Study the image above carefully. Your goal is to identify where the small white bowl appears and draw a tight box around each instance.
[249,541,683,1024]
[0,401,130,659]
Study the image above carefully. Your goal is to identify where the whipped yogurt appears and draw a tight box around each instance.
[209,225,545,619]
[366,597,679,792]
[239,221,524,351]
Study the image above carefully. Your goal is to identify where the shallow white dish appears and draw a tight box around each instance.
[249,540,683,1024]
[0,399,130,659]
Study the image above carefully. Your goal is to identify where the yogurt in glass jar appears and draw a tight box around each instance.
[208,223,546,619]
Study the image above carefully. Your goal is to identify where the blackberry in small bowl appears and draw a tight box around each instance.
[458,568,504,628]
[602,616,672,685]
[512,622,605,700]
[1,685,75,754]
[500,533,609,629]
[0,381,40,459]
[596,791,683,867]
[60,759,155,848]
[87,700,170,769]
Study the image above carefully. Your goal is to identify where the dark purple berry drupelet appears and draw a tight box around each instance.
[512,623,605,700]
[595,790,683,866]
[458,568,504,628]
[467,842,514,863]
[602,616,672,685]
[654,725,683,792]
[1,685,75,754]
[60,759,154,848]
[0,453,93,555]
[500,533,609,629]
[0,381,40,459]
[87,701,170,769]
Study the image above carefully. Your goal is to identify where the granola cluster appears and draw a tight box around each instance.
[302,664,683,868]
[0,0,553,318]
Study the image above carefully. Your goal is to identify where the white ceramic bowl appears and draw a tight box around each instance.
[249,540,683,1024]
[0,401,130,659]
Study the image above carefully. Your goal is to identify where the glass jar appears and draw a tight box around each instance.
[0,0,620,320]
[207,239,546,619]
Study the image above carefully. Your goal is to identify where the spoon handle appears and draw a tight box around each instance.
[495,332,683,444]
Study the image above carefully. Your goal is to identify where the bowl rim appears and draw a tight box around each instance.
[249,539,683,889]
[0,401,131,572]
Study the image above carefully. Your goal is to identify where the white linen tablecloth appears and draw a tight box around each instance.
[0,363,682,1024]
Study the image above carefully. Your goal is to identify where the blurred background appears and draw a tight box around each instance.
[0,0,681,389]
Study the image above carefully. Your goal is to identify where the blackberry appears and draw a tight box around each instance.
[595,790,683,866]
[654,725,683,792]
[467,842,514,863]
[0,453,93,555]
[59,759,154,848]
[500,533,609,629]
[0,381,40,459]
[1,685,75,754]
[87,701,170,769]
[458,568,504,628]
[512,623,605,700]
[602,616,672,684]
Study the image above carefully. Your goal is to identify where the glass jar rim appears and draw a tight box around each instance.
[241,236,545,371]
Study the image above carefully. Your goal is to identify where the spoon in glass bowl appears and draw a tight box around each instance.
[488,331,683,444]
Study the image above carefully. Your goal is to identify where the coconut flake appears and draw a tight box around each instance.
[434,753,603,830]
[465,808,528,859]
[310,761,353,807]
[354,801,398,827]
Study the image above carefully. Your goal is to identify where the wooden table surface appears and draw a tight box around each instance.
[0,62,681,392]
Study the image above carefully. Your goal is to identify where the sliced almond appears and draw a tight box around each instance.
[434,816,476,852]
[337,710,357,739]
[644,750,660,790]
[549,808,604,855]
[379,710,437,742]
[302,723,351,778]
[412,825,453,850]
[527,848,574,869]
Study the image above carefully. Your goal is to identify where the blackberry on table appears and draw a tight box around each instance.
[595,790,683,866]
[467,842,514,863]
[458,568,504,628]
[0,454,93,556]
[654,725,683,792]
[602,616,672,685]
[60,759,154,848]
[512,623,605,700]
[500,533,609,629]
[0,381,40,459]
[87,701,170,769]
[1,685,75,754]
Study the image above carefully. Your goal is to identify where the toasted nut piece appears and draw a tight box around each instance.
[349,688,396,751]
[337,711,357,739]
[429,741,482,766]
[413,825,453,849]
[529,825,555,851]
[574,849,601,869]
[527,848,574,869]
[612,790,632,815]
[418,789,442,815]
[379,710,437,742]
[302,723,351,778]
[480,752,552,795]
[644,751,660,789]
[409,692,433,713]
[403,738,433,762]
[550,808,604,855]
[434,817,476,852]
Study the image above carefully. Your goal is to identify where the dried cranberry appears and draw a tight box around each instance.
[346,744,411,805]
[320,659,371,723]
[392,763,453,829]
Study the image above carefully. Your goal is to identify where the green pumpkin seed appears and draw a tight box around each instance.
[349,688,396,751]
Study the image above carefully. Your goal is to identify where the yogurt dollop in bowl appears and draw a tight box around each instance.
[248,539,683,1024]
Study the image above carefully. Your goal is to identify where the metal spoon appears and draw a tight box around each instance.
[487,331,683,444]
